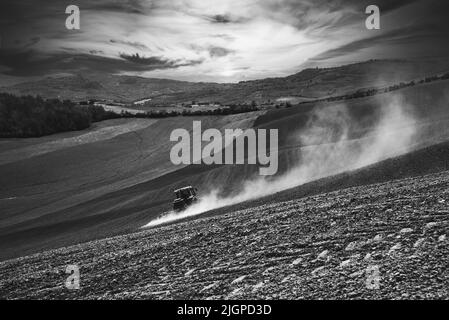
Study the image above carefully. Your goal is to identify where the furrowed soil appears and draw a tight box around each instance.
[0,167,447,299]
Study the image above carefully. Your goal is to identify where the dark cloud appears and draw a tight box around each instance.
[119,53,174,66]
[208,47,235,58]
[310,0,449,62]
[0,0,150,20]
[119,52,203,68]
[0,0,149,43]
[262,0,421,32]
[189,44,235,58]
[89,50,105,55]
[206,13,249,24]
[0,49,203,76]
[212,14,232,24]
[375,0,420,13]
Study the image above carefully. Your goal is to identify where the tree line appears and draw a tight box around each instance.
[0,93,259,138]
[120,103,259,119]
[0,93,120,138]
[301,71,449,105]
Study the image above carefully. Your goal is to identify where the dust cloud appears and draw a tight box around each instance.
[144,94,418,228]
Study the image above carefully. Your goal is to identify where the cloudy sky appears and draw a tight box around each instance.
[0,0,448,84]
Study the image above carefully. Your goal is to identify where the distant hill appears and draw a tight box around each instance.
[2,59,449,104]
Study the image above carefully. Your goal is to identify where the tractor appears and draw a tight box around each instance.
[173,186,198,212]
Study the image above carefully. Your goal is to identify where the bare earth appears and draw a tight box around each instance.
[0,169,447,300]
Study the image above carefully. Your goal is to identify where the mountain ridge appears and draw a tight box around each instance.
[2,59,449,104]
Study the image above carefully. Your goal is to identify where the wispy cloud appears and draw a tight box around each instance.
[0,0,447,83]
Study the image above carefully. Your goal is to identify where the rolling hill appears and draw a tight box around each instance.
[0,78,449,261]
[0,135,448,299]
[2,59,449,105]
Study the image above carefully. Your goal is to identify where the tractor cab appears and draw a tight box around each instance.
[173,186,198,212]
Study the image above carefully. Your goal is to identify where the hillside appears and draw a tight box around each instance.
[0,157,448,299]
[1,79,449,261]
[2,59,449,105]
[0,113,263,260]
